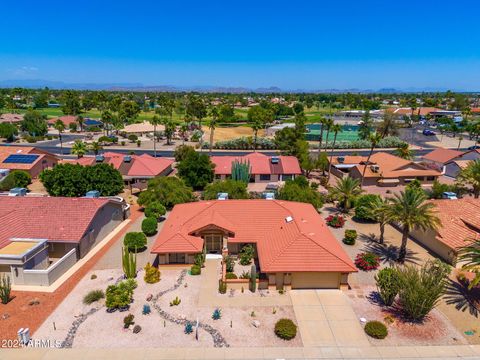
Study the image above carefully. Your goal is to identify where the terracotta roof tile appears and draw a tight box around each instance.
[423,148,464,164]
[151,200,357,273]
[211,153,301,176]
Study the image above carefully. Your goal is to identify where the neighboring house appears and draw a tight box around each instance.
[423,148,480,178]
[330,152,441,186]
[151,199,357,290]
[48,115,78,128]
[62,152,174,189]
[121,121,164,135]
[410,198,480,266]
[421,148,464,170]
[0,113,24,124]
[211,152,301,183]
[387,107,460,119]
[0,196,127,286]
[265,123,295,137]
[0,146,58,178]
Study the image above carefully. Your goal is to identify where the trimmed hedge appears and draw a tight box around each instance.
[225,272,238,279]
[274,318,297,340]
[364,321,388,339]
[142,217,158,236]
[124,232,147,251]
[144,202,166,219]
[343,229,357,245]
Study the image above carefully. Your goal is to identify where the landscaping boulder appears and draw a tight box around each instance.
[252,320,260,328]
[146,294,153,301]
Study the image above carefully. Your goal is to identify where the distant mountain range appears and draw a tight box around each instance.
[0,79,474,93]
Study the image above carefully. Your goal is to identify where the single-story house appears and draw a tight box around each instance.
[121,122,165,135]
[423,148,480,178]
[422,148,464,170]
[0,146,58,178]
[410,198,480,266]
[151,199,357,289]
[211,152,302,183]
[62,152,174,189]
[330,152,441,186]
[48,115,78,128]
[0,113,24,124]
[0,196,127,286]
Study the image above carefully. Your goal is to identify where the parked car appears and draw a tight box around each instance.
[468,145,480,150]
[422,129,436,136]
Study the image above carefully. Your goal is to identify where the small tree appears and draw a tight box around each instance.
[374,267,400,306]
[396,259,450,320]
[144,262,160,284]
[239,244,255,265]
[122,246,137,279]
[141,217,158,236]
[144,202,166,220]
[124,232,147,251]
[0,170,31,191]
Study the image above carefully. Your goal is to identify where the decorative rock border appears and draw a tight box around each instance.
[61,307,100,348]
[151,270,229,348]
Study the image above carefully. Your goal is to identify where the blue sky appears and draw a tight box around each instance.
[1,0,479,90]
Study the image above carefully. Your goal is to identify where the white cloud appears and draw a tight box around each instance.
[7,66,39,76]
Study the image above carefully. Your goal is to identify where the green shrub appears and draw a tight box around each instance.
[190,264,201,275]
[123,314,135,328]
[212,308,222,320]
[396,259,450,320]
[141,217,158,236]
[240,271,250,279]
[239,244,255,265]
[364,321,388,339]
[274,319,297,340]
[83,289,105,305]
[343,229,357,245]
[124,232,147,251]
[218,280,227,294]
[224,255,235,273]
[105,279,136,310]
[0,170,31,191]
[144,262,160,284]
[225,272,238,279]
[170,296,181,306]
[354,194,381,221]
[144,202,166,219]
[375,268,400,306]
[128,134,138,143]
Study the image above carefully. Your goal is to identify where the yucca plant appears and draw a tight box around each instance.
[122,246,137,279]
[212,308,222,320]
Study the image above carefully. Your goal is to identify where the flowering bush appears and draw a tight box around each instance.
[355,252,380,271]
[325,214,345,228]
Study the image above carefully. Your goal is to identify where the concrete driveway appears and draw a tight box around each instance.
[291,289,370,347]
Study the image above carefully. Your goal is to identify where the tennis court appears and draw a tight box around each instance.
[304,124,359,142]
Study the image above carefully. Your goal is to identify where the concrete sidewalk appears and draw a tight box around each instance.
[2,344,480,359]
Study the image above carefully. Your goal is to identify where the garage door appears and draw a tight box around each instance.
[291,272,340,289]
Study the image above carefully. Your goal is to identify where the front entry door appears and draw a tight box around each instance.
[204,234,223,254]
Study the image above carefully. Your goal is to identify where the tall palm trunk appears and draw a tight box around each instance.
[318,124,324,154]
[209,127,214,154]
[58,131,63,155]
[253,130,258,152]
[398,226,409,262]
[360,145,374,188]
[379,223,385,244]
[327,132,338,181]
[324,128,330,151]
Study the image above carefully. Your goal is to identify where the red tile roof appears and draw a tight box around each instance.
[48,115,77,126]
[151,200,357,273]
[388,107,442,116]
[0,197,113,250]
[422,148,464,164]
[427,198,480,251]
[0,146,57,171]
[210,153,301,176]
[0,113,24,124]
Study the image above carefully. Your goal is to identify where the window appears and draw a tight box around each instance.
[260,174,271,181]
[416,176,424,181]
[282,174,293,181]
[426,176,435,181]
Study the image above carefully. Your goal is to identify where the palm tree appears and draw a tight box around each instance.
[54,119,65,155]
[323,118,334,151]
[360,133,382,187]
[71,140,87,158]
[101,110,113,136]
[327,124,343,180]
[457,135,464,150]
[387,189,441,262]
[208,107,218,154]
[179,123,188,145]
[317,117,327,154]
[77,115,84,132]
[457,239,480,289]
[378,110,398,138]
[251,119,263,151]
[149,115,162,157]
[89,141,103,155]
[330,176,363,211]
[394,143,413,160]
[456,159,480,198]
[367,197,392,244]
[163,118,176,146]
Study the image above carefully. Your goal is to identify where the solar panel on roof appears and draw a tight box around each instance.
[3,154,39,164]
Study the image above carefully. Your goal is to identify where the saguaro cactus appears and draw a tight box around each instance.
[231,159,251,183]
[249,264,257,293]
